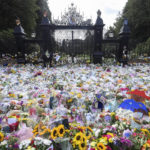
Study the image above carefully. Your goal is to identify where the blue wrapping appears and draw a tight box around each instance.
[119,99,148,113]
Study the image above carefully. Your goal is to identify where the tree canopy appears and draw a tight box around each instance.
[113,0,150,47]
[0,0,51,34]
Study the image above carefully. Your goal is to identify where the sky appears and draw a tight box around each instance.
[48,0,128,29]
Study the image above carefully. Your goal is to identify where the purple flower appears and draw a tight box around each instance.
[13,143,19,149]
[104,115,112,122]
[0,117,2,124]
[123,129,132,138]
[120,137,133,147]
[20,101,23,106]
[113,137,121,147]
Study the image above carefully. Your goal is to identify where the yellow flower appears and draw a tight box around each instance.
[133,128,137,132]
[108,138,113,143]
[33,124,38,132]
[34,132,38,136]
[39,131,45,136]
[82,105,86,109]
[87,126,93,133]
[70,92,74,95]
[67,98,73,103]
[107,132,114,137]
[110,112,115,116]
[99,137,108,145]
[141,129,150,135]
[77,93,82,98]
[47,128,51,133]
[90,141,97,147]
[65,130,70,134]
[26,146,35,150]
[0,132,4,142]
[78,142,87,150]
[57,124,65,137]
[41,126,47,130]
[19,118,29,121]
[97,142,106,150]
[143,143,150,148]
[73,132,83,145]
[9,93,16,98]
[85,127,93,140]
[51,127,58,139]
[40,94,46,98]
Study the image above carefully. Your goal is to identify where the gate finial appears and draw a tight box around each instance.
[97,10,101,17]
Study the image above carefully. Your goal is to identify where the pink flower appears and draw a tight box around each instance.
[132,133,137,137]
[16,123,33,142]
[103,134,112,139]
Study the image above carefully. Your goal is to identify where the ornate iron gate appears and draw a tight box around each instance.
[14,4,130,65]
[53,27,94,63]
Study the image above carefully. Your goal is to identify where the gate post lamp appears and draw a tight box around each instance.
[118,18,130,64]
[93,10,105,64]
[109,32,114,38]
[14,17,26,63]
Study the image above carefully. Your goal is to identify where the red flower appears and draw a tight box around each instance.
[147,140,150,144]
[106,146,112,150]
[72,108,76,112]
[9,121,19,131]
[31,140,34,145]
[100,114,104,118]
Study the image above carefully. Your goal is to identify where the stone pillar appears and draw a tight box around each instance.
[93,10,105,64]
[118,19,130,65]
[40,11,53,67]
[13,17,26,63]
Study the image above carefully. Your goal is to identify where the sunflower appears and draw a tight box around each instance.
[141,129,150,135]
[79,142,87,150]
[85,127,93,140]
[47,128,51,134]
[73,132,83,145]
[57,124,65,137]
[82,134,87,143]
[97,142,106,150]
[87,126,93,133]
[51,127,58,139]
[0,132,4,142]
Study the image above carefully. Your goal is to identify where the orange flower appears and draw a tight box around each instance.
[115,116,119,120]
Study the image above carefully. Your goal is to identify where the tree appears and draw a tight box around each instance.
[35,0,52,38]
[36,0,51,25]
[113,0,150,47]
[0,0,38,34]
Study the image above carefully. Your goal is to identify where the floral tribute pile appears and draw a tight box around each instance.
[0,63,150,150]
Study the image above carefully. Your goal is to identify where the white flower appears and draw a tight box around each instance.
[19,139,31,149]
[112,124,118,128]
[0,140,7,146]
[42,139,52,145]
[34,137,43,145]
[95,129,100,137]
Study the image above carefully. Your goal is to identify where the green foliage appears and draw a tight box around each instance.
[36,0,52,38]
[0,0,38,34]
[25,43,41,63]
[0,29,16,55]
[36,0,51,24]
[113,0,150,47]
[133,37,150,56]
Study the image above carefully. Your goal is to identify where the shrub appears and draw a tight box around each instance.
[0,29,16,56]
